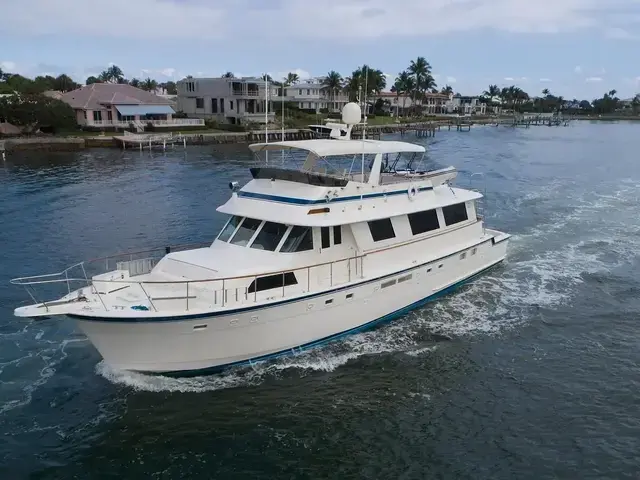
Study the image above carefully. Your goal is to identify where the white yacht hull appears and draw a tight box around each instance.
[72,237,508,375]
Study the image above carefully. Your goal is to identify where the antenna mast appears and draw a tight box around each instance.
[360,66,369,200]
[264,74,269,164]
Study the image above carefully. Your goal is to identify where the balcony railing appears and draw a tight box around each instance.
[86,119,205,127]
[232,89,261,97]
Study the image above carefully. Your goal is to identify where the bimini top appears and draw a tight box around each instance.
[248,139,425,157]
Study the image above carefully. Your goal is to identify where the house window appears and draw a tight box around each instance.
[92,111,102,121]
[368,218,396,242]
[229,218,262,246]
[107,111,112,121]
[442,203,469,226]
[230,100,234,111]
[280,226,313,253]
[211,98,218,113]
[407,209,440,235]
[299,89,302,95]
[195,97,204,109]
[307,89,310,95]
[220,98,224,113]
[248,272,298,294]
[250,221,288,251]
[333,226,342,245]
[321,227,330,249]
[218,215,242,242]
[83,111,87,119]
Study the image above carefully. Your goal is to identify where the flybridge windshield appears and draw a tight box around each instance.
[251,149,428,182]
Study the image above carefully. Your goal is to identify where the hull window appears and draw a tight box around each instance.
[368,218,396,242]
[280,226,314,253]
[408,209,440,235]
[248,272,298,293]
[251,221,288,251]
[218,215,242,242]
[442,203,469,226]
[321,227,330,249]
[230,218,262,246]
[333,225,342,245]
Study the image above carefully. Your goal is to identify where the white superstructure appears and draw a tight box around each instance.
[11,103,510,375]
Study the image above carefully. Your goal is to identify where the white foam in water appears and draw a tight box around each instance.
[97,179,640,392]
[0,328,87,414]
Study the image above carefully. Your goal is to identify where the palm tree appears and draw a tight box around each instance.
[222,71,235,78]
[107,65,124,83]
[343,65,386,104]
[322,70,343,112]
[440,85,454,95]
[407,56,432,104]
[98,65,124,83]
[285,72,300,85]
[142,77,158,92]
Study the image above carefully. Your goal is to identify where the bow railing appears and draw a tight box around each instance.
[10,243,366,314]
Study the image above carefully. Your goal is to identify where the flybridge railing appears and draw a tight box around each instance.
[10,243,366,314]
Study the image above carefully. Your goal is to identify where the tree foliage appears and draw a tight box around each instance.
[0,94,76,133]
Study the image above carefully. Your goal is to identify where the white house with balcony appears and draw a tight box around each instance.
[374,92,450,116]
[60,83,204,129]
[283,80,349,113]
[176,77,276,125]
[446,95,487,115]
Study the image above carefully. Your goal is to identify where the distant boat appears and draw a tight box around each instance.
[11,103,510,376]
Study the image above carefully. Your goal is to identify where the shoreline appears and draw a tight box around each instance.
[2,115,639,153]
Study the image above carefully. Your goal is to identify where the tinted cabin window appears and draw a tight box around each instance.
[333,225,342,245]
[280,226,314,252]
[218,216,242,242]
[442,203,469,226]
[230,218,262,246]
[321,227,330,249]
[368,218,396,242]
[408,209,440,235]
[248,272,297,293]
[251,222,288,251]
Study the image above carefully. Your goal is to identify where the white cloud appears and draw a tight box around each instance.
[0,0,226,39]
[272,69,312,81]
[604,27,639,40]
[539,78,552,82]
[446,76,457,84]
[504,76,527,82]
[1,0,638,40]
[585,76,603,82]
[574,65,582,74]
[0,61,17,72]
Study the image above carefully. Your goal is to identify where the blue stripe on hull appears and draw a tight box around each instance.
[237,185,433,205]
[150,259,504,378]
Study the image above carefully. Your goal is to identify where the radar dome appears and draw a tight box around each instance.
[341,102,362,125]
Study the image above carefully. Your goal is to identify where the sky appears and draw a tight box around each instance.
[1,0,639,100]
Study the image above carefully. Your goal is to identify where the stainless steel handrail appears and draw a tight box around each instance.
[10,243,367,314]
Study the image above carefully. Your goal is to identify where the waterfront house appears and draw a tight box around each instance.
[373,92,449,116]
[282,79,349,113]
[61,83,204,129]
[177,76,277,125]
[446,95,487,115]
